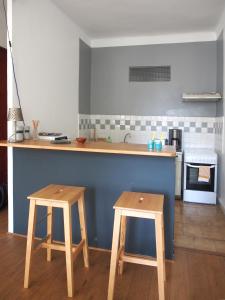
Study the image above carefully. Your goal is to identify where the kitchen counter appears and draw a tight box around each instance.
[0,140,176,157]
[1,139,176,259]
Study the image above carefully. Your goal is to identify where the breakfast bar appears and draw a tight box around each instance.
[0,140,176,259]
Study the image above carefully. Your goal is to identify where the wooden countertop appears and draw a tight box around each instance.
[0,140,176,157]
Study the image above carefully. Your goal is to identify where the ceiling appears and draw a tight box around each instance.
[52,0,225,39]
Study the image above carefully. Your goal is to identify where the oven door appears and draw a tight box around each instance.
[185,163,215,192]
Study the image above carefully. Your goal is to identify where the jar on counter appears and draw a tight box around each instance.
[16,125,24,142]
[147,139,154,151]
[154,139,162,152]
[24,126,30,140]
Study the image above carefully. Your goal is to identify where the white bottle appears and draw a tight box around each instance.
[16,125,24,142]
[24,126,30,140]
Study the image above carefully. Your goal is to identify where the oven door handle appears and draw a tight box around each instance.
[186,163,215,169]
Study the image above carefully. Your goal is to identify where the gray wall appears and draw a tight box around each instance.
[91,42,217,117]
[216,31,224,117]
[79,39,91,114]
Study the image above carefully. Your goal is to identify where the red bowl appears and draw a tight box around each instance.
[76,137,86,144]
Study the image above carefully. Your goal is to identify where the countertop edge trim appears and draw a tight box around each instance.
[0,142,176,157]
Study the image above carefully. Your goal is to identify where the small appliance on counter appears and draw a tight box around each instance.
[38,132,71,144]
[169,128,182,152]
[183,148,217,204]
[38,132,66,141]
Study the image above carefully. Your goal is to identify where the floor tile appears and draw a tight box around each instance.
[175,200,225,254]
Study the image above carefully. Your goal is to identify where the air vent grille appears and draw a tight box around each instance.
[129,66,171,82]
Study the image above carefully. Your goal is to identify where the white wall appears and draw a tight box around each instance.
[7,0,90,233]
[12,0,89,138]
[216,7,225,211]
[0,1,7,48]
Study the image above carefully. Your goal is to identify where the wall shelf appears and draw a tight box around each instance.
[182,93,222,102]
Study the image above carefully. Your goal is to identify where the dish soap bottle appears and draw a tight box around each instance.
[160,133,165,147]
[147,133,155,151]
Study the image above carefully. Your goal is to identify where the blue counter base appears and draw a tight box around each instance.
[13,148,175,259]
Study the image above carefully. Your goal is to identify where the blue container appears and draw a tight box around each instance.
[155,139,162,152]
[147,139,154,151]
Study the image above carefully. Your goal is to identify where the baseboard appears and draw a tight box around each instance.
[174,245,225,258]
[218,197,225,215]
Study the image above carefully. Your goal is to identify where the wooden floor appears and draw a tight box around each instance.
[1,206,225,300]
[175,200,225,254]
[0,205,7,235]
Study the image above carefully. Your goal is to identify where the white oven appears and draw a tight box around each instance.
[183,149,217,204]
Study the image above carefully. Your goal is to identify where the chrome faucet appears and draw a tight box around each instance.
[124,133,131,143]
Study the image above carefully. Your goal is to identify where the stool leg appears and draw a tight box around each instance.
[78,194,89,268]
[155,214,165,300]
[63,203,74,298]
[118,215,127,275]
[47,206,53,262]
[108,210,121,300]
[162,216,166,282]
[24,200,37,288]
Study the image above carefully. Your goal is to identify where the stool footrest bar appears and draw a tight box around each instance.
[72,239,85,260]
[33,235,50,252]
[40,239,86,256]
[42,242,66,252]
[120,253,157,267]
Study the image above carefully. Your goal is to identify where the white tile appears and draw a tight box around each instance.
[135,126,141,131]
[201,127,207,133]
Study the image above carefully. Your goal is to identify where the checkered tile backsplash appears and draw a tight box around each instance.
[215,117,224,152]
[215,118,223,135]
[79,114,224,150]
[79,114,216,133]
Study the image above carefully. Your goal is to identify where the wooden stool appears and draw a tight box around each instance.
[24,184,89,298]
[108,191,165,300]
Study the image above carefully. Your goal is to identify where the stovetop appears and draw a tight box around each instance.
[184,148,217,164]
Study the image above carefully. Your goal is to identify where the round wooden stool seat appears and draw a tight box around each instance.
[108,191,165,300]
[24,184,89,298]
